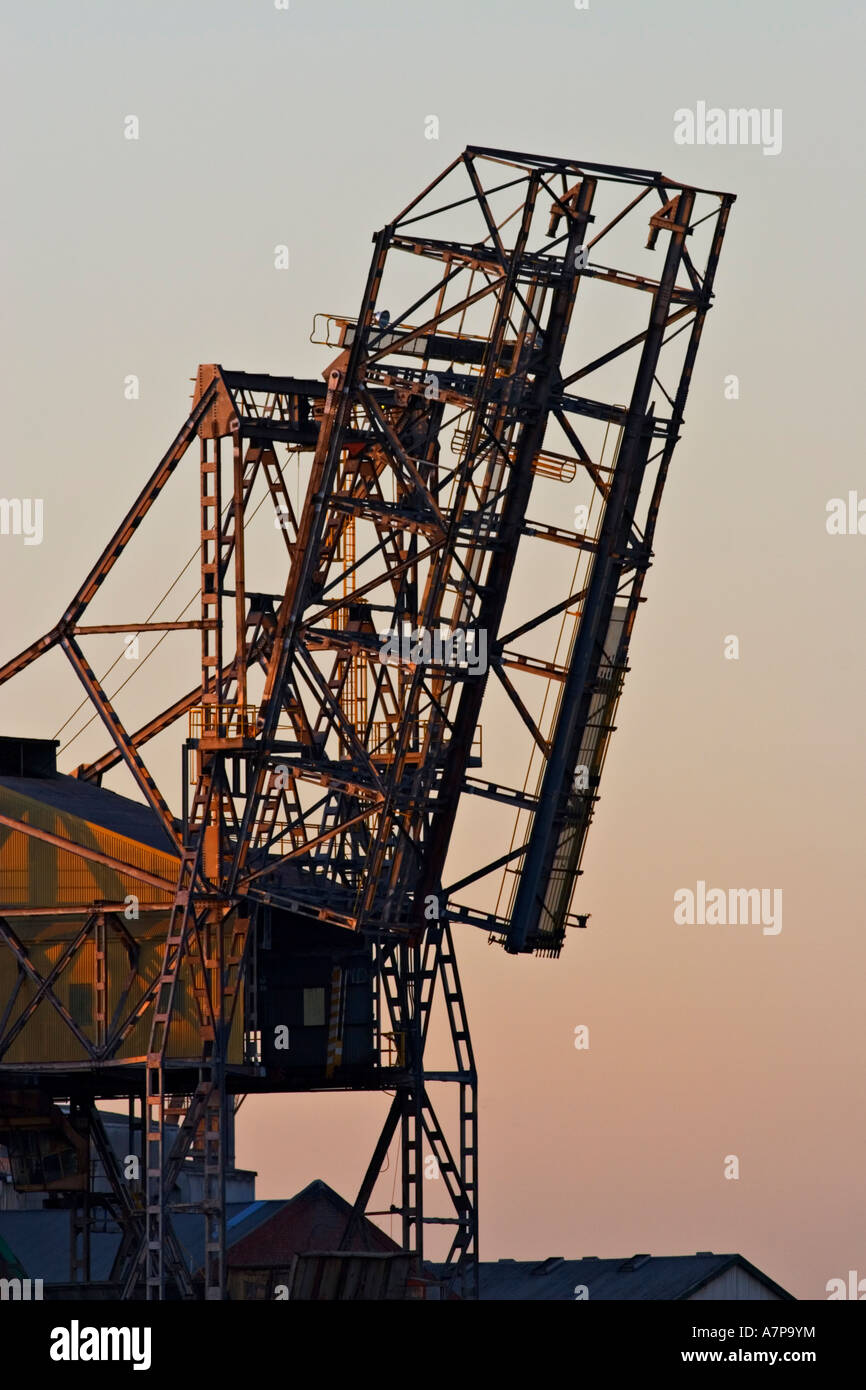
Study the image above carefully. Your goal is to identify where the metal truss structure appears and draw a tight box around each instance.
[0,146,733,1299]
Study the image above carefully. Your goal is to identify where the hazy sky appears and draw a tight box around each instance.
[2,0,865,1299]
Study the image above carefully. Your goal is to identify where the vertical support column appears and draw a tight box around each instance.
[403,939,424,1259]
[94,911,107,1052]
[202,1039,226,1301]
[201,435,224,734]
[439,921,478,1293]
[128,1093,136,1170]
[232,433,248,717]
[400,1090,423,1256]
[459,1078,479,1298]
[145,1036,166,1297]
[196,410,231,1298]
[201,892,228,1301]
[69,1101,91,1286]
[144,849,197,1299]
[346,927,479,1293]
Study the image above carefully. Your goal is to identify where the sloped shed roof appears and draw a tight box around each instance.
[462,1253,794,1300]
[0,773,178,855]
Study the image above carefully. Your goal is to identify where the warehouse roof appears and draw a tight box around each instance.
[0,772,178,855]
[448,1254,794,1301]
[1,1198,794,1300]
[227,1179,399,1266]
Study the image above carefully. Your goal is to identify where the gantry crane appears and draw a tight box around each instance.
[0,147,733,1299]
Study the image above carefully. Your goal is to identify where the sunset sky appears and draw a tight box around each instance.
[2,0,864,1299]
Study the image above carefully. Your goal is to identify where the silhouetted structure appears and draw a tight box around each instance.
[0,148,734,1298]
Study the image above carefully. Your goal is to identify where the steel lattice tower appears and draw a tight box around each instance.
[0,147,733,1299]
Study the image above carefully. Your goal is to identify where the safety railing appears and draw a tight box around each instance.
[189,705,259,740]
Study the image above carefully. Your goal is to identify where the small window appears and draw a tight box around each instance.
[303,987,326,1027]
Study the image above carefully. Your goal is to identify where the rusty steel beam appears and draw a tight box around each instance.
[60,635,181,852]
[62,380,221,630]
[73,622,214,635]
[0,626,62,689]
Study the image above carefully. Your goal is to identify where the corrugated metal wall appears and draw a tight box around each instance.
[0,917,244,1064]
[0,787,243,1065]
[0,783,177,908]
[689,1267,783,1300]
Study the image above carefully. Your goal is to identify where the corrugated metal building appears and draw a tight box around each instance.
[0,740,243,1066]
[449,1253,794,1300]
[0,1179,403,1298]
